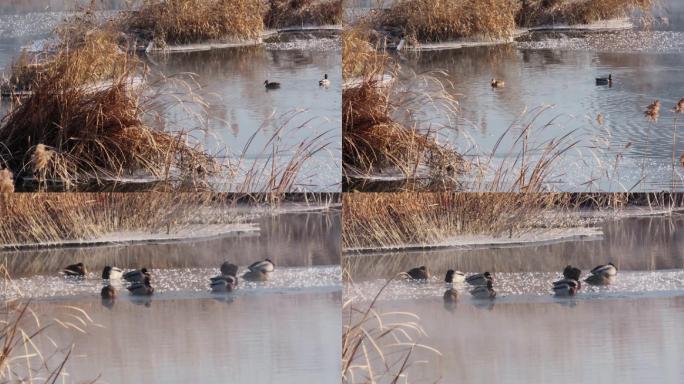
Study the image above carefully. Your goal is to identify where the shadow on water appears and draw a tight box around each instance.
[32,291,341,383]
[3,210,340,277]
[345,214,684,281]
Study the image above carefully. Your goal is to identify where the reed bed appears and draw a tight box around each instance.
[342,276,441,383]
[372,0,519,43]
[342,27,464,191]
[342,192,578,250]
[1,265,97,383]
[0,30,218,191]
[0,193,242,246]
[121,0,265,46]
[518,0,655,27]
[265,0,343,29]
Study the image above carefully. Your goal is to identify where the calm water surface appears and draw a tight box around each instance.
[345,213,684,383]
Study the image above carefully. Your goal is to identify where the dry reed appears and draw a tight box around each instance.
[518,0,655,27]
[265,0,343,28]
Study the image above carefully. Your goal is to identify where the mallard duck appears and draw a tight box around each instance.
[470,281,496,299]
[123,268,150,283]
[445,269,466,284]
[210,274,238,292]
[248,259,275,273]
[102,266,123,280]
[62,262,87,277]
[220,262,239,277]
[128,276,154,296]
[101,285,116,299]
[552,279,579,296]
[584,273,613,286]
[242,269,269,282]
[563,265,582,281]
[491,78,505,88]
[319,74,330,87]
[590,262,617,277]
[264,80,280,89]
[596,74,612,86]
[443,288,459,303]
[400,266,430,280]
[466,272,494,286]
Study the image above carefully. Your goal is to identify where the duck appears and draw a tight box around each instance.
[127,276,154,296]
[584,273,614,286]
[319,74,330,87]
[491,78,505,88]
[219,262,239,277]
[443,288,459,303]
[590,262,617,277]
[264,80,280,90]
[470,280,496,299]
[242,269,269,282]
[466,272,494,286]
[552,279,579,296]
[596,74,612,86]
[248,259,275,273]
[563,265,582,281]
[210,274,238,292]
[62,262,87,277]
[400,266,430,280]
[445,269,466,284]
[102,266,123,280]
[123,268,150,283]
[101,285,116,299]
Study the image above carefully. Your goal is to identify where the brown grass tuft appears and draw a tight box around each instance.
[265,0,343,28]
[374,0,519,43]
[121,0,266,46]
[645,99,660,121]
[518,0,655,27]
[0,169,13,193]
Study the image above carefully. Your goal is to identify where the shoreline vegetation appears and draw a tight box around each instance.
[342,27,464,191]
[342,192,684,251]
[364,0,655,46]
[0,193,340,249]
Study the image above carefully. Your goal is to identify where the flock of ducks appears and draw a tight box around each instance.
[264,74,330,90]
[399,262,619,303]
[59,258,277,301]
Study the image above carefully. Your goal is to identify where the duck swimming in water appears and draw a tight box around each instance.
[470,280,496,299]
[123,268,150,283]
[596,74,612,86]
[491,78,505,88]
[62,262,87,277]
[248,259,275,273]
[210,274,238,292]
[590,262,617,277]
[102,266,123,280]
[445,269,466,284]
[128,276,154,296]
[319,74,330,87]
[466,272,494,286]
[400,266,430,280]
[553,279,579,296]
[242,269,269,282]
[264,80,280,89]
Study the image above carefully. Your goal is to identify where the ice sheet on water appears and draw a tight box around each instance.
[4,266,342,301]
[346,270,684,304]
[517,30,684,54]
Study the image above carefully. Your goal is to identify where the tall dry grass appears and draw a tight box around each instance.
[1,265,98,382]
[121,0,266,46]
[0,193,242,246]
[374,0,519,43]
[342,27,463,191]
[518,0,655,27]
[342,275,441,383]
[265,0,343,28]
[0,29,217,190]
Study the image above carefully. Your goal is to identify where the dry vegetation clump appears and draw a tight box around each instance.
[517,0,655,27]
[0,169,14,193]
[264,0,343,29]
[0,193,240,246]
[342,192,579,249]
[121,0,266,46]
[0,30,217,190]
[373,0,519,44]
[342,28,464,190]
[342,277,441,383]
